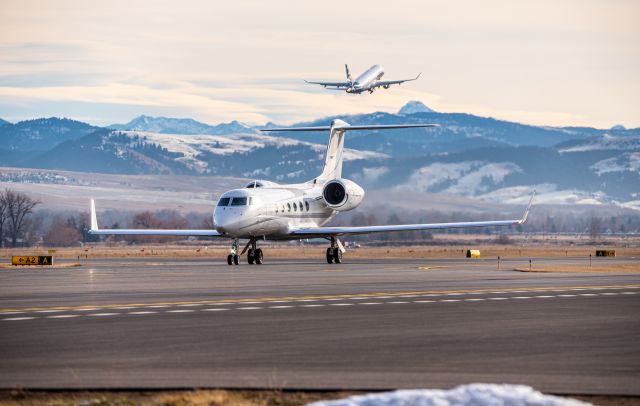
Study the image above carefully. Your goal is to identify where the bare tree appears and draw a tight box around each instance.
[0,192,6,248]
[589,216,603,242]
[4,189,40,247]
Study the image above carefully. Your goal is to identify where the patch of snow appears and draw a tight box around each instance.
[559,135,640,153]
[590,152,640,175]
[406,161,520,195]
[480,185,608,206]
[398,100,435,115]
[307,383,590,406]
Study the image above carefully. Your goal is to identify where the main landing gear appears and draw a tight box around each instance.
[326,237,343,264]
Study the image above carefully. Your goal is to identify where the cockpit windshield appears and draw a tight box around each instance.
[230,197,248,206]
[217,197,230,206]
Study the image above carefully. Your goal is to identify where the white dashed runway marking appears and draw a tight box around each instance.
[2,285,638,322]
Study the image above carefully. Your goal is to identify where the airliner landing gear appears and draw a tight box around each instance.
[326,237,342,264]
[244,238,264,265]
[227,238,240,266]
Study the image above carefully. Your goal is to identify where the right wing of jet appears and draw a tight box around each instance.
[373,73,422,89]
[304,80,352,89]
[87,199,223,237]
[289,192,534,238]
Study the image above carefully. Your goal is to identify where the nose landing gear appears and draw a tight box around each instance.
[227,238,240,265]
[233,237,264,265]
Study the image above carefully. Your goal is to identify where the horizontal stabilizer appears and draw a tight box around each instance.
[261,123,437,132]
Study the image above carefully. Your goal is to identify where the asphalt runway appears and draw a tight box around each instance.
[0,255,639,395]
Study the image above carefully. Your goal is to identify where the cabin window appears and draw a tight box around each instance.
[230,197,247,206]
[305,201,310,211]
[217,197,230,206]
[299,201,303,211]
[293,202,297,212]
[287,203,291,212]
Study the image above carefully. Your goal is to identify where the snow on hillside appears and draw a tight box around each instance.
[119,130,387,173]
[559,134,640,153]
[405,161,521,195]
[308,383,589,406]
[591,152,640,175]
[479,184,608,206]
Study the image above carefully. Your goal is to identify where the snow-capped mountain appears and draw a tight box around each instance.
[398,100,435,115]
[109,115,256,135]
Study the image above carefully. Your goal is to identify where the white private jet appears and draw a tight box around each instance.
[305,64,421,94]
[89,119,534,265]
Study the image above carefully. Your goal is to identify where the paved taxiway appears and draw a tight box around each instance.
[0,256,638,394]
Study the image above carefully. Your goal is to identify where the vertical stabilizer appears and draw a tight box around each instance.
[318,119,348,180]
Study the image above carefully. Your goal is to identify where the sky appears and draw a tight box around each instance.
[0,0,638,128]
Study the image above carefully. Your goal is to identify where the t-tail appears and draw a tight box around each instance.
[260,121,438,181]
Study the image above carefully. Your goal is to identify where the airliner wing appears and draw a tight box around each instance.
[304,80,351,89]
[87,199,223,237]
[290,193,534,238]
[373,73,422,89]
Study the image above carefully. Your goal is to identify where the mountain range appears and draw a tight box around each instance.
[1,101,638,209]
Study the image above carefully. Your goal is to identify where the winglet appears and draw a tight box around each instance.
[90,199,99,231]
[519,191,535,224]
[415,72,422,80]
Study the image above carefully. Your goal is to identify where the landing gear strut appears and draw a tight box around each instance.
[245,238,263,265]
[227,238,240,266]
[326,237,342,264]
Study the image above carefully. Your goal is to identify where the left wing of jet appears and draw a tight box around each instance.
[304,80,352,89]
[373,73,422,90]
[88,199,223,237]
[289,193,534,238]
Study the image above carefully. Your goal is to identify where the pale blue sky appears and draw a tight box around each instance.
[0,0,638,127]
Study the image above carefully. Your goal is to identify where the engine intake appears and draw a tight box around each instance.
[322,179,364,211]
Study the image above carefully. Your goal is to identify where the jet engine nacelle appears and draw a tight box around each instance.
[322,178,365,212]
[383,85,390,89]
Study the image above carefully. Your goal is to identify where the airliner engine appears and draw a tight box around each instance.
[322,179,365,211]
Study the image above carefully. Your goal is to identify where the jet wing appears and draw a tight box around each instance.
[289,193,534,238]
[304,80,351,89]
[87,199,223,237]
[373,73,422,89]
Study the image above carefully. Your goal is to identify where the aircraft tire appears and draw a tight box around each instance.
[227,254,233,265]
[233,254,239,265]
[332,248,342,264]
[326,248,334,264]
[248,249,255,264]
[255,249,264,264]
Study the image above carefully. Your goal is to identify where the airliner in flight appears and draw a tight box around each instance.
[90,120,533,265]
[305,64,421,94]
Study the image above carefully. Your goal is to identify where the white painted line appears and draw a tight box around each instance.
[511,290,528,293]
[621,292,638,295]
[0,312,24,315]
[128,311,157,315]
[488,297,509,300]
[177,303,203,307]
[296,299,317,302]
[579,294,598,297]
[35,310,64,313]
[3,317,36,321]
[113,307,137,310]
[350,297,369,300]
[47,314,79,319]
[413,300,435,303]
[300,304,325,307]
[464,298,485,301]
[600,293,618,296]
[513,296,533,299]
[558,295,577,297]
[373,296,392,299]
[237,307,263,310]
[208,303,232,306]
[387,301,409,304]
[358,302,383,305]
[268,300,291,303]
[440,299,461,302]
[146,305,170,308]
[324,298,344,301]
[88,313,118,316]
[535,295,555,298]
[445,293,463,296]
[466,292,484,295]
[166,309,195,313]
[202,308,229,312]
[240,301,264,304]
[398,295,418,298]
[330,303,354,306]
[269,306,293,309]
[76,308,102,311]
